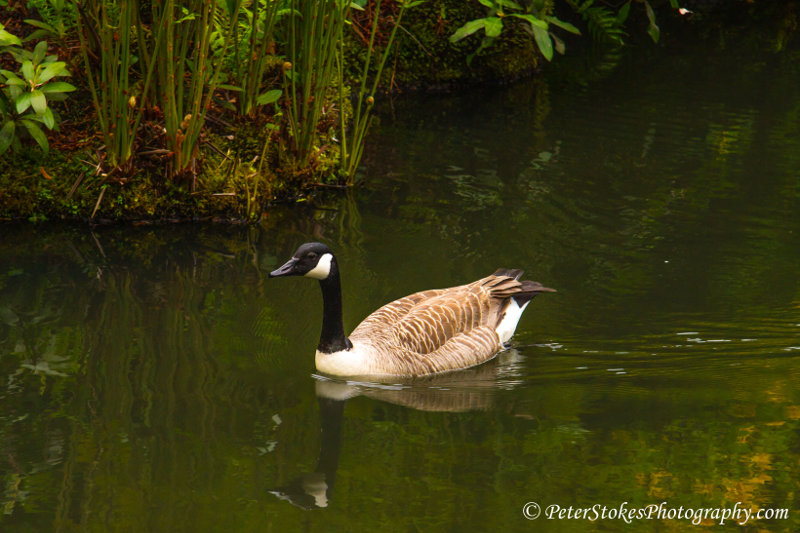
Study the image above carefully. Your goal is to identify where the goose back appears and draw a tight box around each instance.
[344,272,539,376]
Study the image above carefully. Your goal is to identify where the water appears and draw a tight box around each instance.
[2,37,800,532]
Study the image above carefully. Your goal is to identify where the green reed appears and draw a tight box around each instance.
[284,0,347,168]
[338,0,415,184]
[231,0,283,117]
[74,0,413,186]
[75,0,159,172]
[147,0,241,179]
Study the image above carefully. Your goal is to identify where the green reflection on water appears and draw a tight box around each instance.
[2,36,800,532]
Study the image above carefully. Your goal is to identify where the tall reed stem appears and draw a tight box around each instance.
[236,0,281,117]
[339,0,410,184]
[76,0,158,172]
[149,0,241,179]
[284,0,347,168]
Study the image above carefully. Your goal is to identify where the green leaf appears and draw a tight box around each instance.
[545,16,581,35]
[483,17,503,38]
[15,92,32,113]
[0,70,25,86]
[644,0,659,43]
[41,107,55,129]
[0,26,22,46]
[216,84,243,92]
[44,93,67,103]
[507,13,549,30]
[20,119,48,152]
[30,90,47,115]
[256,89,283,105]
[496,0,523,10]
[24,29,52,42]
[38,61,68,83]
[449,19,489,43]
[21,60,35,82]
[40,81,76,93]
[617,1,631,24]
[23,19,54,31]
[32,40,48,65]
[551,32,566,55]
[6,48,28,64]
[531,25,553,61]
[477,0,494,8]
[0,120,15,156]
[669,0,679,7]
[177,7,197,23]
[401,0,425,7]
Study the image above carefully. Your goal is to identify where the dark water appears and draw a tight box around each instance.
[2,38,800,531]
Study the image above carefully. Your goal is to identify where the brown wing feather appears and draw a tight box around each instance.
[348,273,551,376]
[390,284,490,355]
[416,326,502,374]
[352,288,446,336]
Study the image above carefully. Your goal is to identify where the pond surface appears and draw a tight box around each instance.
[2,36,800,532]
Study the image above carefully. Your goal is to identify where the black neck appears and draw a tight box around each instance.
[317,260,352,353]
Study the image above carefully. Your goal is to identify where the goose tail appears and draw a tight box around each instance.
[512,280,557,306]
[490,270,556,344]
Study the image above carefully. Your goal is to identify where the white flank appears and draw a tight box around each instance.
[495,299,529,344]
[304,253,333,280]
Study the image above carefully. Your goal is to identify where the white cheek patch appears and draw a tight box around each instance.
[304,253,333,280]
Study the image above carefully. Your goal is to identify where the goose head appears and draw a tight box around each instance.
[269,242,335,280]
[270,242,351,354]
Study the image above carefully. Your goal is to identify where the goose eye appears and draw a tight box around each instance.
[307,252,318,261]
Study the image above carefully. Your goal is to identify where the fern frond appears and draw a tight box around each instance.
[567,0,626,46]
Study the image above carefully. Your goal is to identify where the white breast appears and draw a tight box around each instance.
[315,343,374,376]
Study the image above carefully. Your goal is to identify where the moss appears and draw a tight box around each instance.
[0,72,351,223]
[0,132,272,223]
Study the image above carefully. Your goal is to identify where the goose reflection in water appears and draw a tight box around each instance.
[268,349,526,509]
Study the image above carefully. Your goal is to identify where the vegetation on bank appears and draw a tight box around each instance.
[0,0,793,222]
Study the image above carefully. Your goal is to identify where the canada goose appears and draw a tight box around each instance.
[269,242,555,377]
